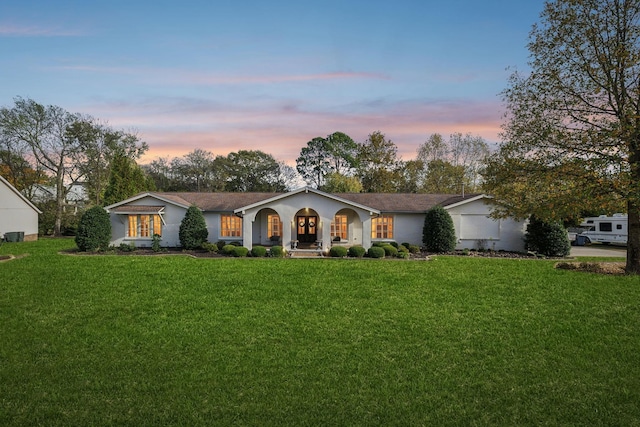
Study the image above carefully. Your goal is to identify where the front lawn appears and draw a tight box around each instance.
[1,239,638,426]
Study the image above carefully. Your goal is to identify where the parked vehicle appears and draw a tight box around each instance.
[573,214,627,246]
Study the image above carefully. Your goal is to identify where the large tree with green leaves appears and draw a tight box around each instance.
[483,0,640,273]
[296,132,358,188]
[356,131,403,193]
[67,119,148,205]
[222,150,286,192]
[103,153,155,206]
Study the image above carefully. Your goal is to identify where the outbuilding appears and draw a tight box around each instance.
[0,175,41,241]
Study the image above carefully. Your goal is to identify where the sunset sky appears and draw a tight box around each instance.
[0,0,544,165]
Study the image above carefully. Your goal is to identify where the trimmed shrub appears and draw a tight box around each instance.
[202,242,218,253]
[401,242,411,249]
[251,245,268,257]
[382,244,398,257]
[221,244,236,255]
[231,246,249,257]
[388,241,399,248]
[368,246,385,259]
[151,234,163,252]
[118,242,136,252]
[270,245,286,258]
[348,245,366,258]
[423,206,457,253]
[216,240,227,251]
[179,206,208,250]
[397,245,410,259]
[75,206,112,252]
[329,246,348,257]
[408,244,421,254]
[525,215,571,257]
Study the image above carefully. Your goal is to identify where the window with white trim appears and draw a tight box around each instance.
[221,214,242,237]
[371,215,393,239]
[331,215,348,240]
[127,214,162,238]
[267,214,282,238]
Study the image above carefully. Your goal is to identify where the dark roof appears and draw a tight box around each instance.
[112,205,165,213]
[153,192,282,211]
[335,193,483,213]
[142,190,484,213]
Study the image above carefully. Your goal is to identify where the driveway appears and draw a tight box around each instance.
[570,245,626,258]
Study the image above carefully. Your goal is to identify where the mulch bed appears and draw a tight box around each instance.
[555,261,627,275]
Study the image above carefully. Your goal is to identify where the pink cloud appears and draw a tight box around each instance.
[79,96,504,166]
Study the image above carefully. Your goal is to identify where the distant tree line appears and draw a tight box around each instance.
[0,97,491,236]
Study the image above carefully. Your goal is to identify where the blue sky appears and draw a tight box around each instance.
[0,0,545,164]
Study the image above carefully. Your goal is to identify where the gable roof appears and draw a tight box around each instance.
[0,175,42,214]
[233,187,380,214]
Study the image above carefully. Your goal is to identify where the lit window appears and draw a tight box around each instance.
[371,215,394,239]
[221,214,242,237]
[331,215,348,240]
[268,214,282,238]
[127,214,162,238]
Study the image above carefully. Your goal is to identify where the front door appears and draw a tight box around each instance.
[297,216,317,244]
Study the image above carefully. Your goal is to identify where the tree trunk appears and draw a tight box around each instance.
[626,200,640,274]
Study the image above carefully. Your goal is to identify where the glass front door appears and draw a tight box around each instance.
[296,216,317,243]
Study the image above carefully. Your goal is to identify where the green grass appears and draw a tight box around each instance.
[1,238,639,426]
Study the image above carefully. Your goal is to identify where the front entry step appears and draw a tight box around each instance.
[289,249,324,258]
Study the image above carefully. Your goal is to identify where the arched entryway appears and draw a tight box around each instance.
[294,208,320,247]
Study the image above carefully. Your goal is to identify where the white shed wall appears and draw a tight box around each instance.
[0,180,39,240]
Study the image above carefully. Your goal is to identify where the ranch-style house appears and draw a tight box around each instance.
[104,187,526,252]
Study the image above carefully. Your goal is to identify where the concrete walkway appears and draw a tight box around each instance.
[570,245,626,258]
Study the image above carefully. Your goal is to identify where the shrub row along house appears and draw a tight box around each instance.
[105,187,526,252]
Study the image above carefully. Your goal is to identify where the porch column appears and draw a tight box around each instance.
[283,217,293,249]
[362,217,372,249]
[242,216,253,249]
[320,216,331,251]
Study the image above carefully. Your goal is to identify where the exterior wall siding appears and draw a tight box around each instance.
[0,179,39,241]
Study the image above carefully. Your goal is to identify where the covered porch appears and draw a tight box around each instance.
[234,187,379,252]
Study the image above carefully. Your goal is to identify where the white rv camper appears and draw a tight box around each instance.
[575,214,627,245]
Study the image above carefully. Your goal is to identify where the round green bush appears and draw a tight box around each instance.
[525,215,571,257]
[389,241,399,248]
[75,206,112,252]
[401,242,411,249]
[221,244,236,255]
[397,246,410,258]
[216,240,227,250]
[201,242,218,253]
[382,244,398,257]
[251,245,268,257]
[368,246,385,258]
[348,245,366,258]
[423,206,457,253]
[329,246,348,257]
[408,244,421,254]
[179,205,208,249]
[270,245,286,258]
[231,246,249,257]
